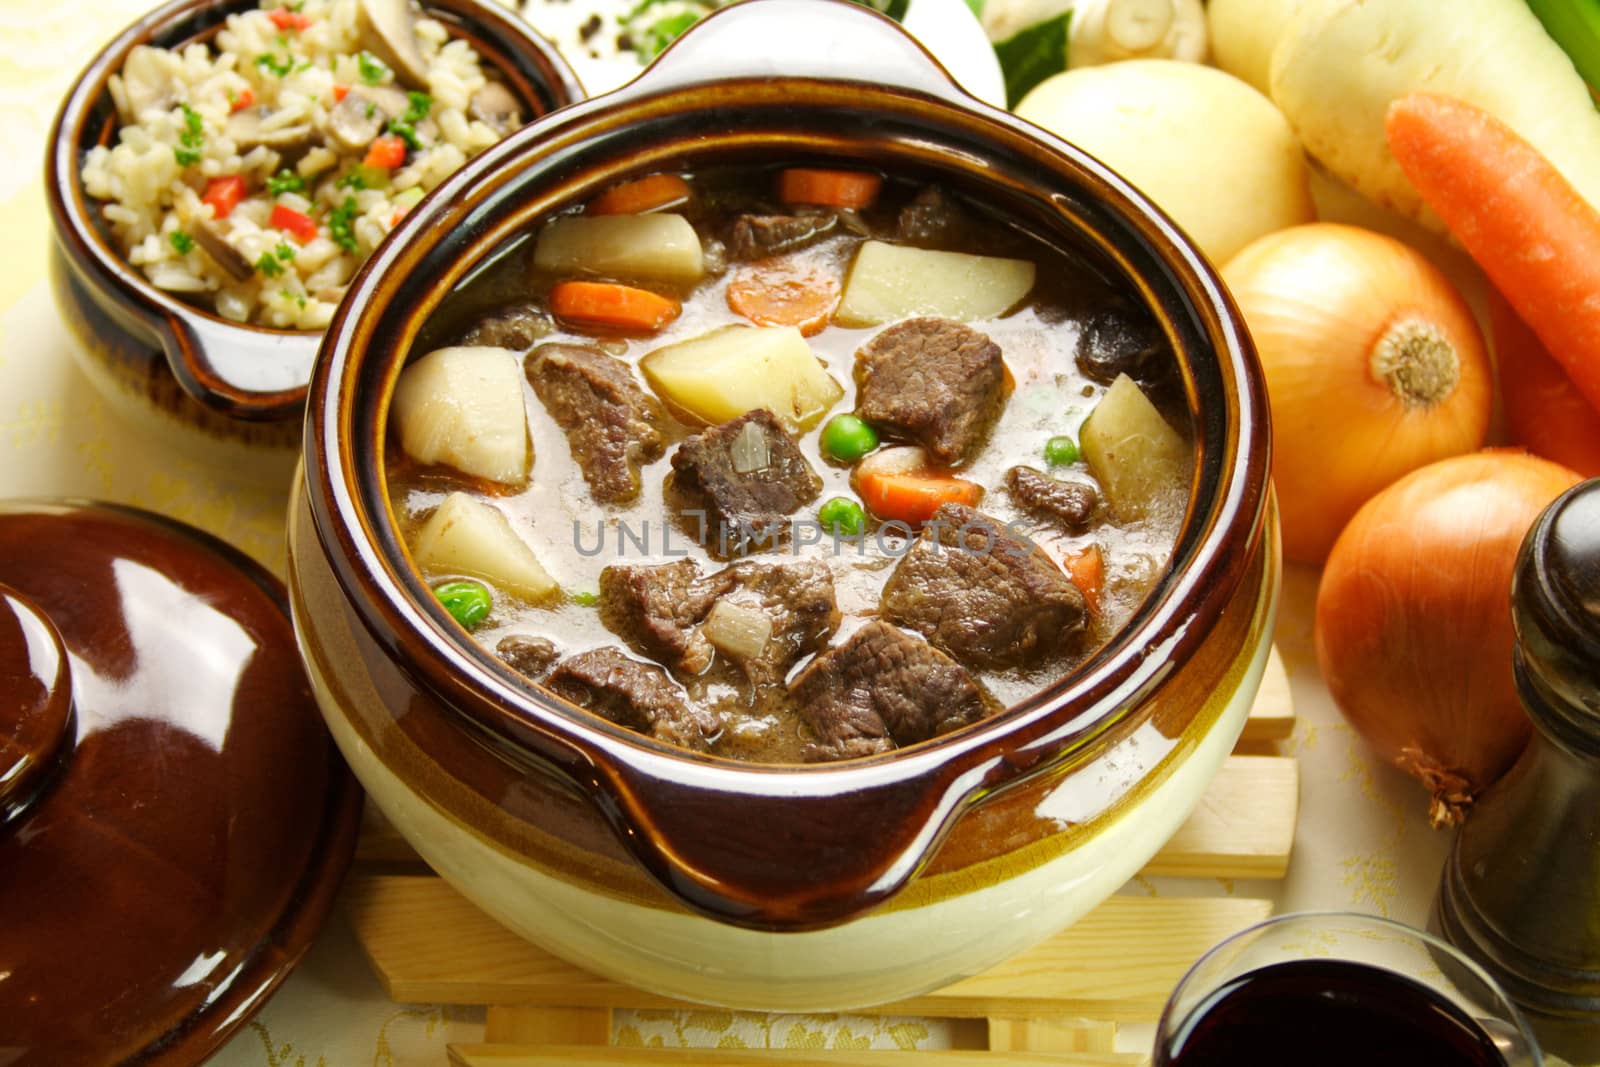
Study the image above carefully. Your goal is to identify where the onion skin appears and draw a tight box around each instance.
[1224,223,1492,564]
[1315,451,1581,827]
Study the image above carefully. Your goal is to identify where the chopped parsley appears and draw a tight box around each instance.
[336,169,368,190]
[357,51,388,85]
[383,91,433,152]
[254,251,286,277]
[273,240,296,262]
[279,287,307,308]
[329,196,360,252]
[266,168,306,196]
[169,230,195,255]
[173,103,205,166]
[255,51,292,76]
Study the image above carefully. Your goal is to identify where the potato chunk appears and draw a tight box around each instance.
[411,492,558,602]
[835,241,1035,327]
[532,214,704,283]
[1079,374,1190,524]
[391,346,530,484]
[640,325,844,431]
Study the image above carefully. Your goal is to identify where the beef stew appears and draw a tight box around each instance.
[384,165,1193,764]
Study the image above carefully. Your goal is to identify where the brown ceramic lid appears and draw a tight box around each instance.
[0,501,361,1065]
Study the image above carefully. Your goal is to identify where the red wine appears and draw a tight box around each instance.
[1158,958,1509,1067]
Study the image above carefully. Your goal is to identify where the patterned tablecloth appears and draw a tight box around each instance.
[2,2,1462,1061]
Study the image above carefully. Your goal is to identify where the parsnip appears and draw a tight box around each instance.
[1270,0,1600,229]
[391,345,529,484]
[1017,61,1313,264]
[1079,374,1190,524]
[640,325,843,431]
[533,213,704,283]
[1205,0,1312,95]
[835,242,1035,327]
[411,492,558,603]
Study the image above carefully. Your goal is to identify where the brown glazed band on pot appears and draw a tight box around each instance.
[44,0,583,480]
[289,0,1277,1011]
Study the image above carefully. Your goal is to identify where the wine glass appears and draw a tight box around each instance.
[1155,911,1542,1067]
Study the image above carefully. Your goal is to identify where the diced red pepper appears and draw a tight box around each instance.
[268,7,312,31]
[332,84,349,102]
[363,134,407,170]
[201,175,247,219]
[270,203,318,243]
[229,86,255,112]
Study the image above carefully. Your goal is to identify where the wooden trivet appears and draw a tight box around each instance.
[345,647,1298,1066]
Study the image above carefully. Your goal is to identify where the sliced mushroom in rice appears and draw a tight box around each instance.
[357,0,430,88]
[468,81,523,136]
[191,220,253,283]
[324,85,410,152]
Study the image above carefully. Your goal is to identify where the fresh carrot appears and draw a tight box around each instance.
[268,6,313,30]
[270,203,318,243]
[201,175,247,219]
[549,281,680,334]
[229,86,255,112]
[1491,291,1600,478]
[587,174,691,216]
[856,469,983,526]
[363,134,408,170]
[1386,92,1600,416]
[1062,543,1105,615]
[726,257,840,336]
[778,168,882,210]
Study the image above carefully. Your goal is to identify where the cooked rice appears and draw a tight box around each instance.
[82,0,511,330]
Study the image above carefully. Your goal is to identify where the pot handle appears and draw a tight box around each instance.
[157,308,316,421]
[588,739,995,928]
[624,0,972,105]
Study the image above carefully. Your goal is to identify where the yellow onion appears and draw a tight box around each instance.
[1223,223,1492,564]
[1315,451,1581,827]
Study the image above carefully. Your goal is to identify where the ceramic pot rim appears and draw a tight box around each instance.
[302,0,1271,927]
[44,0,584,422]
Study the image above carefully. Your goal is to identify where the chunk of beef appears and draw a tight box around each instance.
[713,559,839,684]
[1076,311,1167,387]
[496,634,558,678]
[461,302,552,350]
[896,186,968,244]
[544,647,720,750]
[789,620,1000,762]
[599,559,724,675]
[727,212,837,261]
[854,318,1006,466]
[1006,466,1099,529]
[880,504,1086,669]
[669,409,822,556]
[528,343,666,504]
[598,558,839,682]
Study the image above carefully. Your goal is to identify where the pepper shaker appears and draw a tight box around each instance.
[1435,478,1600,1063]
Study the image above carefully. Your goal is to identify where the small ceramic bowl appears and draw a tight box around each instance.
[289,0,1278,1010]
[45,0,583,484]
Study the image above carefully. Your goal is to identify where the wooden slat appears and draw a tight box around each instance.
[344,876,1268,1022]
[1237,645,1293,743]
[1143,755,1297,879]
[449,1046,1147,1066]
[986,1017,1117,1053]
[486,1006,612,1045]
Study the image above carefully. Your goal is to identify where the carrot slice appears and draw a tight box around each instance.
[1062,543,1105,615]
[856,469,982,526]
[1386,92,1600,416]
[726,257,840,336]
[1492,290,1600,478]
[549,280,680,335]
[778,168,882,209]
[364,134,408,170]
[587,174,691,216]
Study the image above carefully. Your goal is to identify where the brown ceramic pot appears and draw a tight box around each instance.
[288,0,1279,1010]
[45,0,583,484]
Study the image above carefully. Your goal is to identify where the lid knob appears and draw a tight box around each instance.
[0,583,73,819]
[1512,478,1600,753]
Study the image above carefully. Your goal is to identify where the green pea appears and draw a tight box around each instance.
[1044,435,1079,467]
[818,496,866,536]
[820,414,880,463]
[434,579,492,629]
